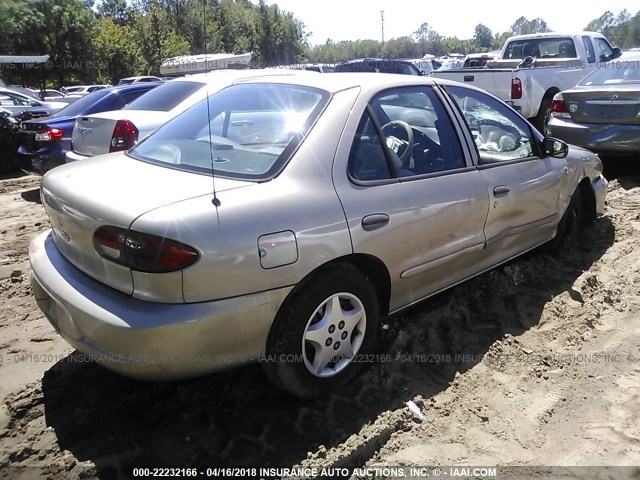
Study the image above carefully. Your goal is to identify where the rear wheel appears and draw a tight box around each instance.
[549,188,583,253]
[262,264,379,399]
[534,97,553,134]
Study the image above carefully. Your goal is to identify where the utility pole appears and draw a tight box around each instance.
[380,10,384,44]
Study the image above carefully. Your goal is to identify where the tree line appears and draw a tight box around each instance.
[0,1,638,88]
[307,12,640,63]
[0,0,306,86]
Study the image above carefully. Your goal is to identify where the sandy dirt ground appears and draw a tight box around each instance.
[0,171,638,480]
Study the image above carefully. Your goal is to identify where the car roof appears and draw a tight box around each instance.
[337,58,414,65]
[506,31,605,41]
[164,69,319,87]
[107,82,162,93]
[236,73,502,102]
[0,86,31,97]
[235,72,451,93]
[617,52,640,61]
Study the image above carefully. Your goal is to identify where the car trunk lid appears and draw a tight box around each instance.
[41,153,251,295]
[71,110,171,157]
[563,86,640,125]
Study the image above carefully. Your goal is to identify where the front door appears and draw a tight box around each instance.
[333,86,490,313]
[445,85,567,261]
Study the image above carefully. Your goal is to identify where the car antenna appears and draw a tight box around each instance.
[203,0,221,207]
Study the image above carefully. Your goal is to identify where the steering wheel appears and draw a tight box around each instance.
[381,120,415,163]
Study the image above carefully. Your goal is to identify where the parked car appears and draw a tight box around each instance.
[334,59,422,75]
[408,58,443,75]
[7,85,40,99]
[0,87,66,116]
[118,76,163,85]
[546,54,640,157]
[462,51,501,68]
[62,85,111,97]
[66,69,316,163]
[432,32,618,131]
[30,89,67,101]
[30,74,607,398]
[18,83,161,175]
[0,107,20,173]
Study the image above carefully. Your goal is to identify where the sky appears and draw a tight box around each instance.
[263,0,639,45]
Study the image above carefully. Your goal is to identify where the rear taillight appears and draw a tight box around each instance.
[511,77,522,99]
[551,92,569,114]
[94,226,199,273]
[109,120,138,152]
[35,128,64,142]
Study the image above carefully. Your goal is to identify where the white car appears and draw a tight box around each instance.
[118,76,163,85]
[0,87,67,115]
[66,69,317,163]
[62,85,111,97]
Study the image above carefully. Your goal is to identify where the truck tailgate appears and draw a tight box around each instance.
[431,69,515,102]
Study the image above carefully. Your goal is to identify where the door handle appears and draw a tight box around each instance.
[493,185,510,195]
[361,214,390,231]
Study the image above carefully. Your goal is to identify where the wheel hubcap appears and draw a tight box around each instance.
[302,292,366,378]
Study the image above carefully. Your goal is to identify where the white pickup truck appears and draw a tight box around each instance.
[431,32,618,130]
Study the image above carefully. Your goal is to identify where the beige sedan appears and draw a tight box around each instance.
[30,73,607,398]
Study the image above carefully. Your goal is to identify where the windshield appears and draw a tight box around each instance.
[49,89,112,118]
[129,83,330,180]
[579,59,640,86]
[123,81,201,112]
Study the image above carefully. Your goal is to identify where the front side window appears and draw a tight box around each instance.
[130,83,329,180]
[348,86,466,181]
[594,38,613,62]
[446,86,535,165]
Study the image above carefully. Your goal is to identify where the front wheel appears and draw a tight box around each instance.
[548,188,583,253]
[262,264,379,399]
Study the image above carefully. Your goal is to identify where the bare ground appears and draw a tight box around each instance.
[0,172,639,480]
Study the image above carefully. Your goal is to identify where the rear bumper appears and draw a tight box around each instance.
[29,230,291,380]
[65,150,89,163]
[547,116,640,156]
[18,148,66,175]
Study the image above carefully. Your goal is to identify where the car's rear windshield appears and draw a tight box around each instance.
[49,89,112,118]
[129,83,330,181]
[503,37,577,59]
[123,81,202,112]
[579,59,640,86]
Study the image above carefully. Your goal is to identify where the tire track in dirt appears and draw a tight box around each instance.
[1,177,640,479]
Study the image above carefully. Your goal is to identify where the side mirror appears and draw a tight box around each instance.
[611,47,622,60]
[543,137,568,158]
[29,101,41,107]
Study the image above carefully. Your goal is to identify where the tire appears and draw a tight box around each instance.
[534,97,553,134]
[548,188,583,253]
[262,264,379,399]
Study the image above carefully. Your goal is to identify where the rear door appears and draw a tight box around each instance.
[333,85,490,312]
[445,85,567,261]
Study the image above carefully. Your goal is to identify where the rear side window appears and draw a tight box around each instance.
[49,89,112,118]
[112,88,155,109]
[582,36,596,64]
[123,81,202,112]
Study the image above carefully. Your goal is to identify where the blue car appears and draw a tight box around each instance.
[18,82,160,174]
